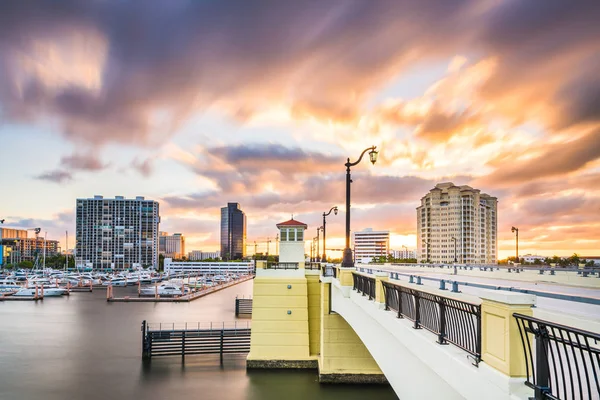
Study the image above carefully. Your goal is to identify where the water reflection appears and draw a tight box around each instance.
[0,281,397,400]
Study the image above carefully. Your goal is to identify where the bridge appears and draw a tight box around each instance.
[246,261,600,399]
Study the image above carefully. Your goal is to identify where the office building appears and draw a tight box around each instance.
[352,228,390,264]
[0,227,59,266]
[159,232,185,259]
[220,203,247,260]
[417,182,497,264]
[188,250,221,261]
[390,249,417,260]
[75,195,160,269]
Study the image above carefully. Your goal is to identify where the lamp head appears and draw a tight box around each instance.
[369,147,379,165]
[511,226,517,233]
[333,206,338,215]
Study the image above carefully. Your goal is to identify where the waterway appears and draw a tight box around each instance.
[0,281,397,400]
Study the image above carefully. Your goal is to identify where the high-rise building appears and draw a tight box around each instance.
[75,195,160,269]
[0,228,59,266]
[159,232,185,259]
[220,203,246,260]
[352,228,390,264]
[417,182,497,264]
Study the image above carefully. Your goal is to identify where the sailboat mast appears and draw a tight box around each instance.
[65,230,68,271]
[43,232,47,270]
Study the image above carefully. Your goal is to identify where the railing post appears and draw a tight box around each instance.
[437,298,447,344]
[141,320,150,360]
[375,272,388,305]
[396,287,403,318]
[414,291,421,329]
[534,327,550,399]
[219,328,224,365]
[182,330,186,360]
[480,292,535,377]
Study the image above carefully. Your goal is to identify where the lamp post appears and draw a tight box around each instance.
[451,237,457,263]
[511,226,519,264]
[422,239,431,263]
[322,206,338,262]
[313,237,318,263]
[341,146,379,269]
[315,226,323,262]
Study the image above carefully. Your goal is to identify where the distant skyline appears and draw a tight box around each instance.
[1,2,599,259]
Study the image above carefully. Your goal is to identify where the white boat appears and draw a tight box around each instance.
[139,284,189,297]
[102,277,128,287]
[0,279,21,290]
[13,287,67,297]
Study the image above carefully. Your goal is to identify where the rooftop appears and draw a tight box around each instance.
[276,218,308,228]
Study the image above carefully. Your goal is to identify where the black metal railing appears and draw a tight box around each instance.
[305,262,321,270]
[382,280,481,363]
[266,262,299,270]
[514,313,600,400]
[352,272,376,300]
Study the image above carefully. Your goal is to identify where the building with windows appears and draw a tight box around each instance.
[164,258,253,275]
[390,249,417,260]
[188,250,221,261]
[522,254,546,263]
[417,182,497,264]
[352,228,390,264]
[0,227,59,266]
[159,232,185,259]
[220,203,247,260]
[75,195,160,269]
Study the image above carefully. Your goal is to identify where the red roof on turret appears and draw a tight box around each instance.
[276,218,307,228]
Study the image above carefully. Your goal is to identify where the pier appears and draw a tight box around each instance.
[141,320,251,362]
[108,274,254,302]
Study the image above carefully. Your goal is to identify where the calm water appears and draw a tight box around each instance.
[0,281,397,400]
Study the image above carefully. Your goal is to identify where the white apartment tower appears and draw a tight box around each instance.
[75,196,161,269]
[352,228,390,264]
[417,183,497,264]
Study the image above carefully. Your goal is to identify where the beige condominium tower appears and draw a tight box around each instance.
[417,183,497,264]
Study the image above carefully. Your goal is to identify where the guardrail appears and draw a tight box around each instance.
[265,262,298,270]
[513,313,600,400]
[352,272,376,300]
[382,280,481,364]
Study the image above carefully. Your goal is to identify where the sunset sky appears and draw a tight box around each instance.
[1,1,599,259]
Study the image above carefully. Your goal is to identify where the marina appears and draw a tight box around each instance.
[0,278,397,400]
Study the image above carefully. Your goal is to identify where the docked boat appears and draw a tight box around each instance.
[102,277,128,287]
[0,279,21,292]
[139,284,189,297]
[13,287,67,297]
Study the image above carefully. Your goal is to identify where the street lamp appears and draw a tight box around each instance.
[315,226,324,262]
[341,146,379,268]
[422,239,431,263]
[321,206,338,262]
[511,226,519,264]
[451,237,457,263]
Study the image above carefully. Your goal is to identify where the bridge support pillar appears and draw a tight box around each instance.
[318,277,386,384]
[480,292,535,377]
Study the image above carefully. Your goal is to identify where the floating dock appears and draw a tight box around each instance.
[107,275,254,303]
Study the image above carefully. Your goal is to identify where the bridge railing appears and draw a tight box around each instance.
[513,313,600,400]
[352,272,376,300]
[382,280,481,363]
[265,262,299,270]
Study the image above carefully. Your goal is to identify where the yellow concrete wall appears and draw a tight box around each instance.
[319,282,383,375]
[248,276,312,361]
[306,274,321,356]
[481,299,533,377]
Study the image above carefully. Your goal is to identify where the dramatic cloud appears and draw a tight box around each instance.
[60,153,107,171]
[131,157,154,177]
[35,170,72,184]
